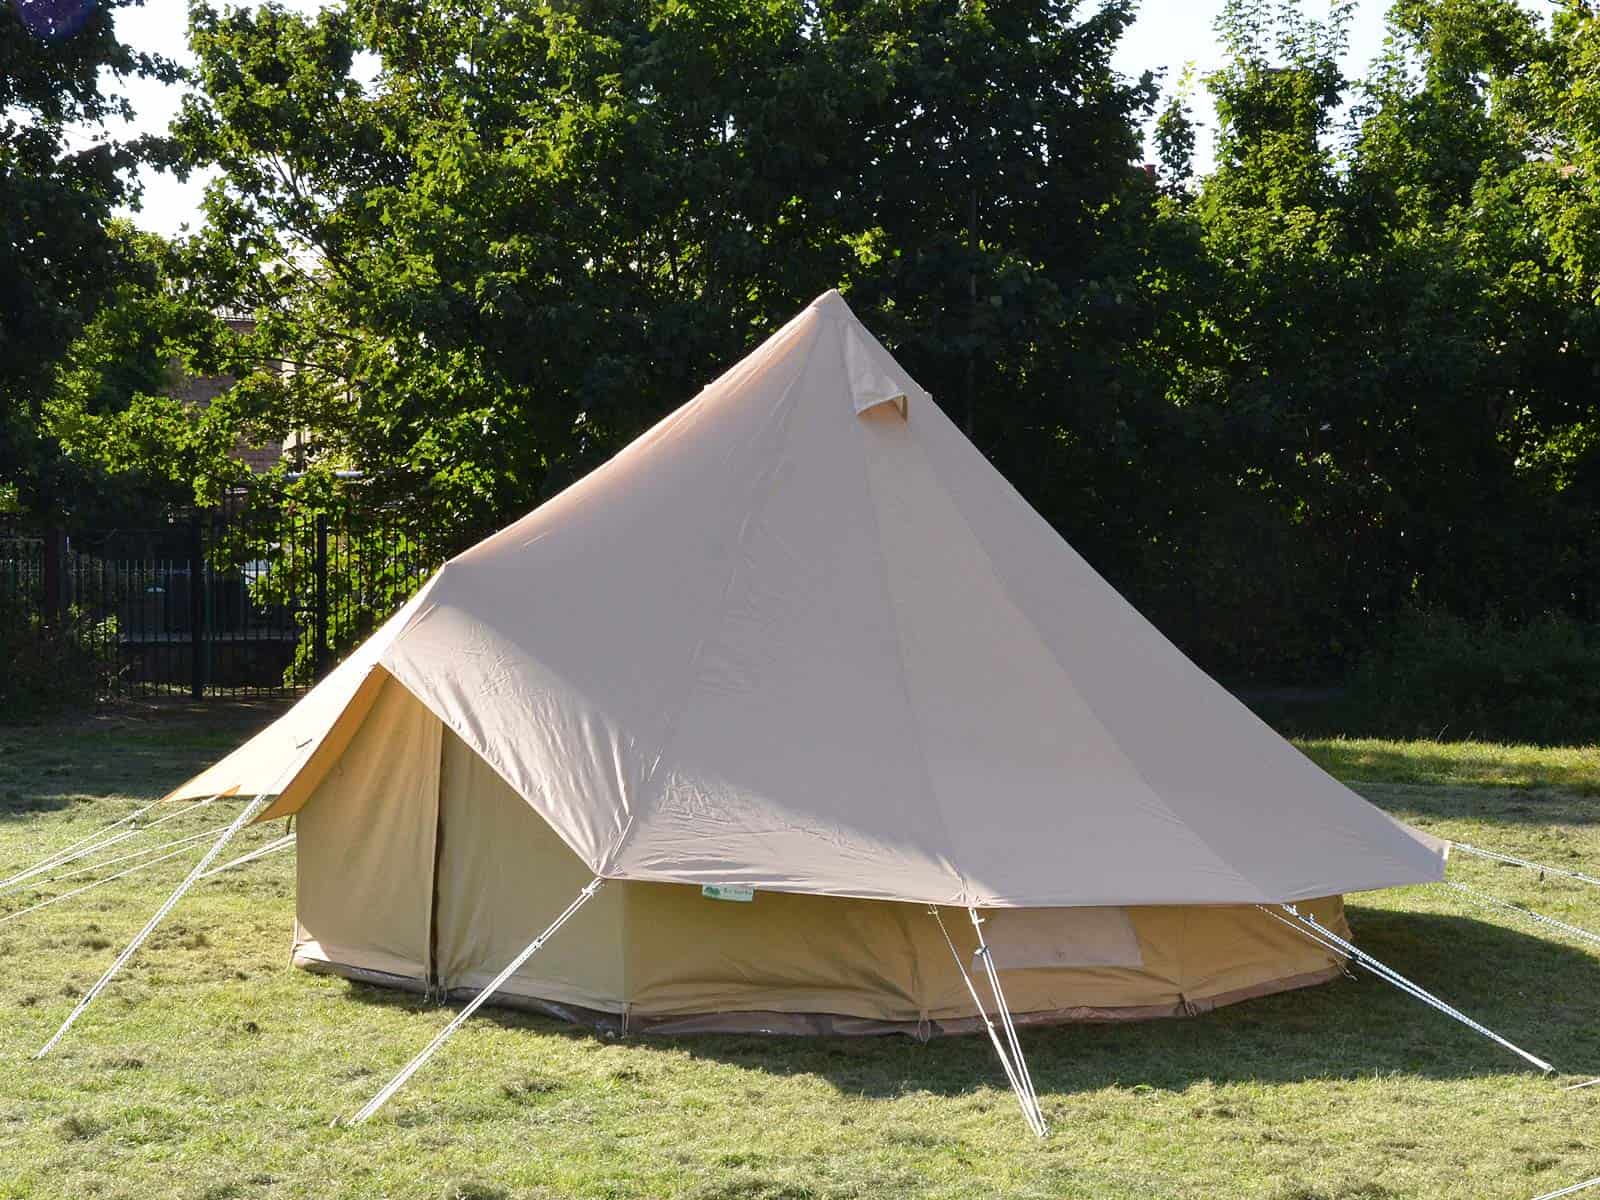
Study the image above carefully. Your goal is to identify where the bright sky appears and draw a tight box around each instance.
[101,0,1405,238]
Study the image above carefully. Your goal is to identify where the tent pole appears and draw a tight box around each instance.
[35,792,272,1058]
[969,907,1047,1136]
[929,907,1046,1137]
[342,876,605,1125]
[1260,903,1554,1074]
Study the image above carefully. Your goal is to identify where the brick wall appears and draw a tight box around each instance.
[168,320,285,474]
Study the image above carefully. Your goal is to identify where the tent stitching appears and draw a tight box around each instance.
[863,389,1255,905]
[609,318,827,876]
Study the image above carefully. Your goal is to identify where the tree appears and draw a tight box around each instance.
[43,228,250,524]
[0,0,179,517]
[166,0,1600,685]
[1151,0,1600,677]
[171,0,1160,552]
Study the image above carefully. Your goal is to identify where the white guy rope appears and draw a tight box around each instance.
[0,826,285,928]
[1563,1078,1600,1092]
[1443,882,1600,951]
[1260,904,1554,1074]
[0,801,214,896]
[2,823,234,897]
[1452,843,1600,891]
[1,826,146,893]
[35,792,272,1058]
[930,908,1033,1124]
[1532,1175,1600,1200]
[1266,904,1554,1073]
[969,907,1047,1137]
[929,907,1047,1138]
[0,796,175,886]
[198,833,296,880]
[344,877,605,1125]
[0,838,215,928]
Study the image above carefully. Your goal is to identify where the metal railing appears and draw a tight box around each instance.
[2,492,439,699]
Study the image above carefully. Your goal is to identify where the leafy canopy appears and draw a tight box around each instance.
[0,0,179,515]
[171,0,1160,545]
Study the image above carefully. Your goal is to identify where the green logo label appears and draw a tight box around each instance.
[701,884,755,902]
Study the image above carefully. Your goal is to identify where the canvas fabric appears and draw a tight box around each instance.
[173,290,1446,908]
[291,681,1352,1024]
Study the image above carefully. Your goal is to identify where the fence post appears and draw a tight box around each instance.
[314,512,329,677]
[189,509,205,700]
[41,526,66,631]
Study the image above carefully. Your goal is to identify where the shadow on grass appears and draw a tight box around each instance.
[334,908,1600,1101]
[1295,739,1600,800]
[1359,782,1600,832]
[0,699,289,825]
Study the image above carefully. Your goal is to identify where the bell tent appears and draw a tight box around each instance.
[164,289,1447,1027]
[48,289,1534,1128]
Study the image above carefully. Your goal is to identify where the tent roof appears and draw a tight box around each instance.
[171,290,1446,907]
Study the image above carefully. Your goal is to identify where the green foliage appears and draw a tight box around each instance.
[1113,0,1600,680]
[1345,609,1600,745]
[0,0,179,517]
[42,229,253,521]
[0,594,119,717]
[237,503,436,686]
[13,0,1600,690]
[168,0,1159,541]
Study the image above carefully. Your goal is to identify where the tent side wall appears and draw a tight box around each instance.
[433,726,627,1011]
[291,680,1347,1026]
[619,883,1347,1025]
[293,674,442,982]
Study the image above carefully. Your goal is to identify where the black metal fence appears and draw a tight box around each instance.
[1,493,439,699]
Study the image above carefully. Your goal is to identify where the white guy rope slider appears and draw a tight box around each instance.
[1451,843,1600,891]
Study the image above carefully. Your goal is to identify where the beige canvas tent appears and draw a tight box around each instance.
[153,290,1451,1051]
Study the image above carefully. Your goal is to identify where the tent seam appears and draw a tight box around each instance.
[858,382,976,909]
[918,427,1440,891]
[887,429,1266,903]
[609,316,828,875]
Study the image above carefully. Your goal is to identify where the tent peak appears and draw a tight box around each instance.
[808,291,927,416]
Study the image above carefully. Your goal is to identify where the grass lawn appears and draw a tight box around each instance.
[0,701,1596,1200]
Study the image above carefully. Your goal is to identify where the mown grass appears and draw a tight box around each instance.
[0,703,1595,1199]
[1298,737,1600,796]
